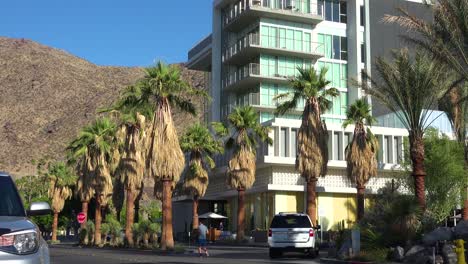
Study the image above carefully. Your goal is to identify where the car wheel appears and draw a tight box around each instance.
[269,248,282,258]
[306,248,317,258]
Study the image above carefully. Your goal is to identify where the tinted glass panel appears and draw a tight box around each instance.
[271,215,312,228]
[332,1,340,22]
[333,35,340,60]
[325,1,332,21]
[340,1,347,23]
[0,178,25,217]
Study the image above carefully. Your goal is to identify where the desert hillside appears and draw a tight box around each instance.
[0,37,205,177]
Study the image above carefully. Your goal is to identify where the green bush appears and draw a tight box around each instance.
[100,223,111,244]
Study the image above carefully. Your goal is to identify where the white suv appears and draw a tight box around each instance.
[268,213,319,258]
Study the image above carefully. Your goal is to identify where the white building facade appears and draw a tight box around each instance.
[179,0,428,235]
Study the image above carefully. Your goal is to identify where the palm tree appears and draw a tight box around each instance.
[101,85,153,246]
[342,99,379,220]
[361,49,452,210]
[47,162,77,242]
[137,61,207,250]
[67,117,117,245]
[385,0,468,219]
[274,67,339,225]
[212,106,272,241]
[180,123,224,230]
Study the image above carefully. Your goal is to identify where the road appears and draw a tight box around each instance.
[50,244,322,264]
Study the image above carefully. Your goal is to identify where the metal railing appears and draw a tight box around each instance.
[223,0,323,27]
[222,63,261,89]
[223,33,324,62]
[222,33,260,62]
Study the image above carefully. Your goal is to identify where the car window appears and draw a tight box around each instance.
[270,215,311,228]
[0,177,26,217]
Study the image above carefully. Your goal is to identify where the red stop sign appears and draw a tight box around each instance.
[77,212,86,224]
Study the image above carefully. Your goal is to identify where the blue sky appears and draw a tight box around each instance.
[0,0,213,66]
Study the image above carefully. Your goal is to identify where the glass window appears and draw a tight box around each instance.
[325,35,333,59]
[325,0,332,21]
[269,26,278,48]
[340,64,347,88]
[361,43,366,63]
[340,1,347,23]
[279,28,286,49]
[304,33,311,53]
[294,30,303,51]
[291,129,298,158]
[286,29,294,50]
[0,177,25,217]
[270,215,312,228]
[360,5,365,26]
[280,128,287,157]
[332,1,340,22]
[317,34,325,54]
[332,63,340,87]
[261,25,269,47]
[333,35,340,60]
[340,37,348,60]
[333,132,340,160]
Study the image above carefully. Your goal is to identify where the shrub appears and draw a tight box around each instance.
[107,218,122,246]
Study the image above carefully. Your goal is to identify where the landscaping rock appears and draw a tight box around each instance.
[423,227,454,245]
[403,245,426,263]
[454,220,468,239]
[390,246,405,262]
[441,243,457,264]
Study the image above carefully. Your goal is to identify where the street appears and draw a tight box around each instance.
[50,244,322,264]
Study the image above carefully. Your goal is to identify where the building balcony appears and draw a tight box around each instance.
[223,0,323,32]
[222,63,291,92]
[222,33,324,65]
[186,34,212,71]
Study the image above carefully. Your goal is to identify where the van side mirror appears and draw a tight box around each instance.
[27,202,52,216]
[314,225,321,230]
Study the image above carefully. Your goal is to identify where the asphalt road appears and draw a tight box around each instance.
[50,244,322,264]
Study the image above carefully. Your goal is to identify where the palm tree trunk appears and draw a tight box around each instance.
[161,179,174,251]
[192,195,199,230]
[125,189,135,247]
[94,200,102,245]
[81,201,88,229]
[52,211,59,242]
[237,188,245,241]
[356,186,365,221]
[464,198,468,221]
[409,132,426,210]
[306,179,317,226]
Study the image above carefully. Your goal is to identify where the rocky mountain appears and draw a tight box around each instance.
[0,37,205,177]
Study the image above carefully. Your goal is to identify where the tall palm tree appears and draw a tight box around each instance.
[361,49,452,210]
[47,162,77,242]
[67,117,117,245]
[180,123,224,230]
[101,85,153,246]
[342,99,379,220]
[212,106,272,241]
[274,67,339,225]
[385,0,468,219]
[137,61,207,250]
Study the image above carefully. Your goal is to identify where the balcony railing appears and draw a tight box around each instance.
[222,63,261,89]
[223,0,323,28]
[222,32,324,63]
[223,33,260,62]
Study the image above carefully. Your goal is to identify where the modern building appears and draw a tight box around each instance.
[176,0,431,236]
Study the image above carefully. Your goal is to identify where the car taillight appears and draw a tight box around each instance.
[268,229,272,237]
[309,229,314,237]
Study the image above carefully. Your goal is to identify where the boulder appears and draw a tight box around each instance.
[441,243,457,264]
[403,245,426,263]
[454,220,468,239]
[423,227,454,245]
[390,246,405,262]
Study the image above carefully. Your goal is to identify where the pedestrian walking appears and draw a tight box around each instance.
[198,220,209,257]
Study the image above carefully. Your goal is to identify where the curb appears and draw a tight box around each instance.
[320,258,377,264]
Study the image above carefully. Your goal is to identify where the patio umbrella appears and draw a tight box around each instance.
[198,212,227,219]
